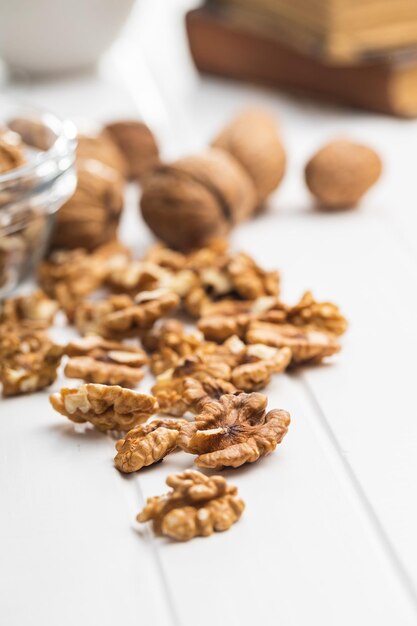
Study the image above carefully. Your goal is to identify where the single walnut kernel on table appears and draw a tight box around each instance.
[178,392,290,469]
[0,290,58,325]
[137,470,245,541]
[246,322,341,365]
[64,336,147,387]
[114,418,188,473]
[49,384,158,432]
[0,324,63,397]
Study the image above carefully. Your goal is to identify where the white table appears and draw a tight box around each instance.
[2,1,417,624]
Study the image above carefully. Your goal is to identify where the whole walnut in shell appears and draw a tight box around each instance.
[305,139,382,209]
[212,108,286,205]
[104,120,160,180]
[140,148,256,251]
[77,133,127,177]
[50,159,124,251]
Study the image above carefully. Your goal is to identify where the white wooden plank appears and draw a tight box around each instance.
[2,2,417,624]
[228,210,417,589]
[131,375,417,626]
[0,383,174,626]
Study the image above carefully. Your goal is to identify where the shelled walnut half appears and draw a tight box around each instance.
[137,470,245,541]
[64,336,147,387]
[114,418,188,473]
[0,323,63,397]
[179,392,290,469]
[0,290,58,325]
[246,322,340,365]
[49,383,158,432]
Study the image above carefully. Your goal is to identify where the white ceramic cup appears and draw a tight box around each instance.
[0,0,135,75]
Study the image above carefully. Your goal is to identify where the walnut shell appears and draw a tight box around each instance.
[212,108,286,205]
[305,139,382,209]
[77,133,127,177]
[140,148,257,251]
[50,159,124,251]
[104,120,160,180]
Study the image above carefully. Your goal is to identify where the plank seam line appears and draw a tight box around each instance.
[298,373,417,615]
[105,433,181,626]
[131,476,182,626]
[379,209,417,273]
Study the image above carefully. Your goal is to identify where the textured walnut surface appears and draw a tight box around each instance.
[137,470,245,541]
[39,242,131,318]
[179,392,290,469]
[0,290,58,325]
[142,320,202,375]
[64,336,147,387]
[198,291,347,343]
[49,383,158,432]
[246,322,341,365]
[150,329,293,414]
[114,418,187,473]
[75,289,179,339]
[0,323,63,397]
[64,356,145,387]
[286,291,348,336]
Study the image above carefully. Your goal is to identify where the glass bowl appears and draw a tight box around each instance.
[0,102,77,298]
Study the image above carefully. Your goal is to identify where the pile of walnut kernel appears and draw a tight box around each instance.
[0,236,347,541]
[0,109,354,541]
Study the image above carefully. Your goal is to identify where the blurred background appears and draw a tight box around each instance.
[0,0,416,261]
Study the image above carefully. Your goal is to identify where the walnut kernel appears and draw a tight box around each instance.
[49,383,158,432]
[179,392,290,469]
[137,470,245,541]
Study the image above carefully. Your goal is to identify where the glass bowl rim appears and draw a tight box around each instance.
[0,100,77,185]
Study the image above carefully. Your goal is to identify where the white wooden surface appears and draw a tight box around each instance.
[2,1,417,624]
